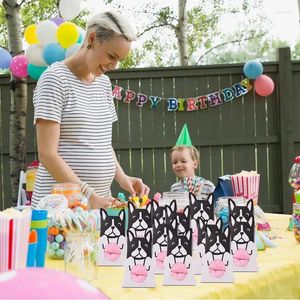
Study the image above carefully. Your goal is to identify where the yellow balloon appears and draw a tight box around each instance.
[24,24,39,45]
[57,22,79,49]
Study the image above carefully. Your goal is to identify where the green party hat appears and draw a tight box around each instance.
[175,124,193,146]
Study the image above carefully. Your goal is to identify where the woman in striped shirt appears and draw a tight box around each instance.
[32,11,149,209]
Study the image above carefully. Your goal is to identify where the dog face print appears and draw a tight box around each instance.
[128,201,152,237]
[189,193,214,223]
[230,215,254,243]
[127,229,152,263]
[205,225,230,259]
[166,200,190,235]
[152,200,167,225]
[167,229,192,260]
[100,208,125,240]
[229,199,254,223]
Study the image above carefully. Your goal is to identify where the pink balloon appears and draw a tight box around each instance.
[0,268,109,299]
[254,75,274,97]
[10,54,29,78]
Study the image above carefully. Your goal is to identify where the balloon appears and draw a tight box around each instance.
[24,24,39,45]
[0,268,108,299]
[59,0,81,20]
[0,47,12,69]
[27,64,47,80]
[36,20,58,46]
[43,43,65,65]
[254,75,275,97]
[66,43,81,58]
[25,44,47,66]
[50,17,65,26]
[243,60,263,79]
[77,26,86,44]
[57,22,79,49]
[10,55,28,78]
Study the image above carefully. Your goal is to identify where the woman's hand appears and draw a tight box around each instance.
[118,175,150,197]
[89,194,115,209]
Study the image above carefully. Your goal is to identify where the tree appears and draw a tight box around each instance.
[105,0,270,67]
[0,0,88,204]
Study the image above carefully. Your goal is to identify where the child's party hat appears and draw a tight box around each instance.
[175,124,193,146]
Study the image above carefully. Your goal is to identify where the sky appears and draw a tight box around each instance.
[82,0,300,46]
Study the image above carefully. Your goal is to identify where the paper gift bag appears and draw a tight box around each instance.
[0,208,32,273]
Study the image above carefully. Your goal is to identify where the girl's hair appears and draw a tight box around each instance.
[170,146,200,165]
[86,11,137,42]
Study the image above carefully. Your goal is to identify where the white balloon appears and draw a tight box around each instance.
[65,43,81,58]
[36,20,58,46]
[59,0,81,21]
[25,44,48,66]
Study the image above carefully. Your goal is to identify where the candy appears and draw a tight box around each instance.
[50,242,59,250]
[55,234,64,243]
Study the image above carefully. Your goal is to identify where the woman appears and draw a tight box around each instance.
[32,11,150,209]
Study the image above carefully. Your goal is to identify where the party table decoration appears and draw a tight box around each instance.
[229,199,258,272]
[0,208,32,273]
[97,209,126,266]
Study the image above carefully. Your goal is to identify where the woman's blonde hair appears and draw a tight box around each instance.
[86,11,137,42]
[170,145,200,167]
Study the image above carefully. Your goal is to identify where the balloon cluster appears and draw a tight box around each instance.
[243,60,274,97]
[0,0,84,80]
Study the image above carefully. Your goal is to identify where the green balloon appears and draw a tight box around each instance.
[27,64,47,80]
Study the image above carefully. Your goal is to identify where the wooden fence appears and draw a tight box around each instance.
[0,47,299,213]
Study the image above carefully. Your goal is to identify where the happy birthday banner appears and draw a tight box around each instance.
[112,78,252,112]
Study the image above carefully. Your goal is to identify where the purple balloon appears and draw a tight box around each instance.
[50,17,65,26]
[0,47,12,69]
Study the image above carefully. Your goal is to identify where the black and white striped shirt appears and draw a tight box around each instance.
[31,62,117,209]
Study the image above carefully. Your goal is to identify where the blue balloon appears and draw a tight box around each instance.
[43,43,65,66]
[243,60,263,79]
[0,47,12,69]
[27,64,47,80]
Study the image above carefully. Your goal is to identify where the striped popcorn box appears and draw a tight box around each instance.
[0,208,32,273]
[231,171,260,204]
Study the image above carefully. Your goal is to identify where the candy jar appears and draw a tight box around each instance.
[289,156,300,203]
[292,203,300,243]
[51,183,88,209]
[64,231,97,282]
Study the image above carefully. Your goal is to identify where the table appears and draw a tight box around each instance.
[46,214,300,299]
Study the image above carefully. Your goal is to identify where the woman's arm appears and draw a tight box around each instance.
[36,119,114,209]
[113,148,150,197]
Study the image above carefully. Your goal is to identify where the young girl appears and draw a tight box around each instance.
[170,145,215,200]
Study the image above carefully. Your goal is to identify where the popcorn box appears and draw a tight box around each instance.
[231,171,260,204]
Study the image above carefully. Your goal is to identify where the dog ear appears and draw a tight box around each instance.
[206,226,212,237]
[170,199,177,212]
[128,201,135,214]
[183,205,190,218]
[167,228,173,241]
[198,217,204,230]
[128,229,135,242]
[229,198,236,211]
[189,192,197,206]
[100,208,107,221]
[145,230,152,244]
[216,218,222,230]
[154,218,159,229]
[249,216,254,227]
[247,199,254,212]
[224,226,229,238]
[207,193,213,205]
[185,229,191,240]
[166,205,172,218]
[152,199,159,211]
[171,218,177,230]
[118,209,125,221]
[230,215,236,226]
[146,201,152,214]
